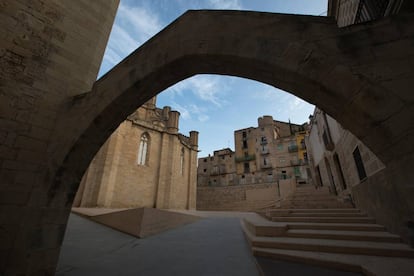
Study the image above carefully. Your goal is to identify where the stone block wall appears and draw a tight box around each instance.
[197,183,279,210]
[0,1,119,274]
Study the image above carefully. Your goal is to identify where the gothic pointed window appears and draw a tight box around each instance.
[180,147,185,175]
[137,133,149,165]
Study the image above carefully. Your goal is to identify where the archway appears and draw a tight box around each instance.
[3,9,414,274]
[53,10,410,194]
[50,11,414,236]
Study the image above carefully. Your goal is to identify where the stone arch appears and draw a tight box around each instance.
[51,11,414,209]
[6,9,407,274]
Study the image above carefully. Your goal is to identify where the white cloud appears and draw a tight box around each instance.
[172,102,191,120]
[100,2,164,75]
[102,45,124,66]
[198,114,210,122]
[208,0,242,9]
[170,102,210,123]
[99,23,140,75]
[288,96,307,111]
[190,77,222,106]
[118,3,163,40]
[166,75,228,107]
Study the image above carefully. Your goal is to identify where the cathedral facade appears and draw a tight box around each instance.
[73,97,199,209]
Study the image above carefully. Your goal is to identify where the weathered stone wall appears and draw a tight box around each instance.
[51,11,414,245]
[74,118,197,210]
[0,0,119,274]
[197,183,279,210]
[308,109,385,195]
[335,131,385,191]
[352,169,414,245]
[2,6,414,274]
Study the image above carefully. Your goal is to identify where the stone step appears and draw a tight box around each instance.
[271,216,376,224]
[286,205,355,209]
[266,208,361,214]
[289,199,343,204]
[252,247,414,276]
[293,190,331,195]
[282,212,368,217]
[292,193,336,198]
[287,222,385,231]
[281,203,354,209]
[286,229,401,243]
[249,236,414,258]
[294,188,330,193]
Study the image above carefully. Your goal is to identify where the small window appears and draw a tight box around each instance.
[203,169,207,172]
[204,158,207,162]
[353,146,367,181]
[137,133,149,165]
[244,162,250,173]
[277,143,283,150]
[180,148,184,175]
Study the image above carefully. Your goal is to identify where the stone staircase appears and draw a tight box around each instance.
[242,184,414,275]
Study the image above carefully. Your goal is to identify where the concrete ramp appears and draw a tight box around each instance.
[72,207,200,238]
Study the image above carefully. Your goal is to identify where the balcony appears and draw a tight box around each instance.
[235,154,256,163]
[260,149,269,155]
[288,145,298,152]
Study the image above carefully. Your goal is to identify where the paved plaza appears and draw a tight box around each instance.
[57,213,361,275]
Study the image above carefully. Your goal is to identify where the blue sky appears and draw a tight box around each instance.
[98,0,328,156]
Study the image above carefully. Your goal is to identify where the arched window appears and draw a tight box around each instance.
[137,133,149,165]
[180,147,184,175]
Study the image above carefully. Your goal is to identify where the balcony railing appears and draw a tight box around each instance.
[235,154,256,163]
[260,149,269,155]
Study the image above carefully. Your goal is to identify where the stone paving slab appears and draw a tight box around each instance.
[57,213,260,276]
